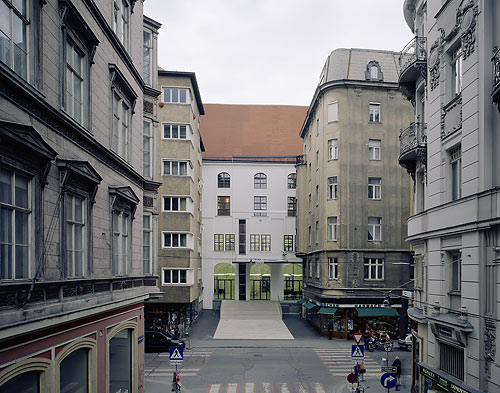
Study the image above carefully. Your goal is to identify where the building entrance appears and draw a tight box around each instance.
[250,264,270,300]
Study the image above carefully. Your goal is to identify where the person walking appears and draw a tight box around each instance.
[392,356,402,391]
[328,321,333,340]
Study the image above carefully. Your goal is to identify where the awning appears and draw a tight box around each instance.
[303,302,317,310]
[356,307,399,317]
[297,299,307,305]
[317,307,337,315]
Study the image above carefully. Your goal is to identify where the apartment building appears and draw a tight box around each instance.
[296,48,414,338]
[400,1,500,392]
[145,71,205,327]
[0,1,160,391]
[200,104,306,310]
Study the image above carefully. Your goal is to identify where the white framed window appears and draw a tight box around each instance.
[369,103,381,123]
[143,214,152,275]
[328,139,338,160]
[225,234,235,251]
[284,235,294,252]
[254,173,267,189]
[0,0,29,78]
[315,257,320,278]
[261,234,271,251]
[65,194,85,278]
[250,234,260,251]
[451,46,462,97]
[327,216,337,241]
[162,232,190,248]
[162,160,190,176]
[143,29,152,86]
[254,196,267,216]
[327,102,338,123]
[450,252,461,292]
[217,196,230,216]
[287,173,296,189]
[328,176,338,200]
[113,0,130,48]
[218,172,230,188]
[364,258,384,280]
[143,120,152,178]
[367,217,382,241]
[450,146,462,201]
[112,92,130,161]
[162,268,193,285]
[368,178,381,199]
[162,87,191,104]
[328,257,338,280]
[368,139,381,160]
[65,38,84,124]
[162,196,191,212]
[214,234,224,251]
[0,168,31,280]
[112,211,130,276]
[370,65,378,80]
[162,123,191,140]
[287,196,297,217]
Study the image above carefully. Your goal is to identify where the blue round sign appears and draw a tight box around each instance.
[380,373,397,389]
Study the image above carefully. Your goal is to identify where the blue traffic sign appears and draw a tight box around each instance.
[351,344,365,358]
[169,346,184,363]
[380,373,397,389]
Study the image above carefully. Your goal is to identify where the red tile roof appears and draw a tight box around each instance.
[200,104,306,159]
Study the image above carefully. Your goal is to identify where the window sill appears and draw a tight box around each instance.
[368,198,382,201]
[443,93,462,112]
[448,290,461,296]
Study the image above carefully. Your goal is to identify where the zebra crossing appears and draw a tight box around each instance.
[314,348,382,377]
[145,350,213,377]
[208,382,327,393]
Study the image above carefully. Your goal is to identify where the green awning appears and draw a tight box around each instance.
[317,307,337,315]
[303,302,317,310]
[356,307,400,317]
[297,299,307,305]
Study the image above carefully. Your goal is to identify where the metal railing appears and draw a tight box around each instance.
[399,122,427,156]
[492,46,500,97]
[399,37,427,75]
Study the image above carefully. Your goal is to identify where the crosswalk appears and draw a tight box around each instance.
[314,348,382,378]
[145,350,213,377]
[208,382,327,393]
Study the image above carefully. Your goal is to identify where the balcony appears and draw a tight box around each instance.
[399,122,427,173]
[492,46,500,112]
[399,37,427,99]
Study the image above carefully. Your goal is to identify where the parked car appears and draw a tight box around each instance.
[398,333,412,351]
[145,330,185,353]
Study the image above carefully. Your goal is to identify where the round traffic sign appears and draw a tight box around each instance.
[384,342,393,352]
[380,373,397,389]
[347,373,358,384]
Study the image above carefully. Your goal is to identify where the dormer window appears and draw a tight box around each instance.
[370,66,378,80]
[365,60,383,81]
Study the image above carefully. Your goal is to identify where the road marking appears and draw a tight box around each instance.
[295,382,309,393]
[244,383,255,393]
[278,382,291,393]
[262,382,274,393]
[310,382,326,393]
[148,372,198,377]
[227,383,239,393]
[209,384,221,393]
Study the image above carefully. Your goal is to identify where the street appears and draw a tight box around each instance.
[145,311,412,393]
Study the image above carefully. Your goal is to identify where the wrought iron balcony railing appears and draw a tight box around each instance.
[399,37,427,82]
[399,122,427,157]
[492,46,500,111]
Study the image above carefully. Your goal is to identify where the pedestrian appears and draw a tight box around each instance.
[392,355,402,391]
[328,321,333,340]
[358,363,366,381]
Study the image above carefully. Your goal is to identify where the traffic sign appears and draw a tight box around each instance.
[384,342,393,352]
[347,373,358,384]
[353,332,363,345]
[351,344,365,359]
[380,373,397,389]
[169,346,184,364]
[381,366,398,373]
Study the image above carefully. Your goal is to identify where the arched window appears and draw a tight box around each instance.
[370,66,378,80]
[254,173,267,189]
[217,172,230,188]
[287,173,296,189]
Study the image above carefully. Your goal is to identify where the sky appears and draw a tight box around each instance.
[144,1,413,106]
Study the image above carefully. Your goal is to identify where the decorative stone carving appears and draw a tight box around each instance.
[429,29,446,91]
[365,60,384,81]
[457,0,480,60]
[485,318,496,377]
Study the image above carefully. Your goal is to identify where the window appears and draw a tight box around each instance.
[239,219,246,255]
[162,87,190,104]
[109,329,132,393]
[0,168,30,280]
[162,160,188,176]
[451,252,461,291]
[143,30,152,86]
[316,118,319,135]
[250,234,260,251]
[284,235,293,252]
[163,196,188,212]
[367,217,382,241]
[112,211,129,275]
[113,0,130,48]
[162,232,188,248]
[327,216,337,241]
[316,151,319,168]
[328,257,338,280]
[315,221,319,243]
[440,342,464,380]
[328,177,338,200]
[0,0,28,78]
[328,139,338,160]
[364,258,384,280]
[450,146,462,201]
[451,46,462,97]
[369,103,381,123]
[254,196,267,216]
[370,66,378,80]
[287,196,297,217]
[287,173,296,189]
[369,139,381,160]
[217,196,230,216]
[254,173,267,189]
[328,102,338,123]
[308,226,311,246]
[368,178,381,199]
[162,124,189,140]
[64,38,84,124]
[308,257,312,277]
[60,348,89,393]
[261,234,271,251]
[143,214,151,274]
[315,185,319,205]
[163,269,189,284]
[315,257,320,278]
[218,172,230,188]
[214,234,224,251]
[143,120,152,177]
[65,194,85,277]
[225,234,235,251]
[112,92,130,160]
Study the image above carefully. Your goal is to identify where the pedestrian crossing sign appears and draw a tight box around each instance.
[170,346,184,364]
[351,345,364,359]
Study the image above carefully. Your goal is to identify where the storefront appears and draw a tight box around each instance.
[355,307,400,338]
[419,363,482,393]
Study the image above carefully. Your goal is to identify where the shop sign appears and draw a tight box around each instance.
[420,365,474,393]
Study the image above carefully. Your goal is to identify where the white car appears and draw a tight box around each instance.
[398,333,412,351]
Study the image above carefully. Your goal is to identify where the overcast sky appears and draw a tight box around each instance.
[144,1,413,106]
